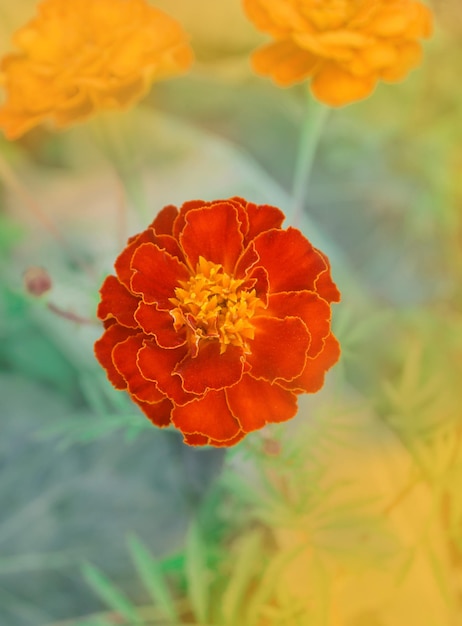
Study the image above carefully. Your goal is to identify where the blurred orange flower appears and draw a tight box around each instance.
[243,0,433,106]
[94,197,340,447]
[0,0,193,139]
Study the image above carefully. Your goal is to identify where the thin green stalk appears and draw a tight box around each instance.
[291,96,329,227]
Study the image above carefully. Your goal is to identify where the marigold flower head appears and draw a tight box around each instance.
[243,0,433,106]
[94,197,341,447]
[0,0,193,139]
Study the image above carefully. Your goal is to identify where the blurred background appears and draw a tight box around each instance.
[1,1,462,625]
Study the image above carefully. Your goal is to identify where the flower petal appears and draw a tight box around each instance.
[112,335,165,404]
[137,340,195,405]
[283,333,341,393]
[266,291,331,357]
[151,204,178,235]
[226,374,298,432]
[98,275,140,328]
[311,61,375,106]
[94,324,138,390]
[252,40,320,86]
[252,227,327,293]
[130,243,190,308]
[172,390,241,441]
[175,342,244,394]
[135,397,173,428]
[314,250,341,303]
[134,301,186,348]
[245,201,285,243]
[115,228,157,289]
[248,316,310,382]
[180,203,244,273]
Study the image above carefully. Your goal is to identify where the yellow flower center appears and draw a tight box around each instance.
[169,257,264,355]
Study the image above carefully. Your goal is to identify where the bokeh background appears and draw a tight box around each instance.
[1,1,462,625]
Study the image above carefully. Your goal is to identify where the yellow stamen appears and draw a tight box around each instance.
[169,257,264,354]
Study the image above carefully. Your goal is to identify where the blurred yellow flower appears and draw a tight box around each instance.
[243,0,433,106]
[0,0,193,139]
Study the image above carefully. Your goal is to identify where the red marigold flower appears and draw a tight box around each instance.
[243,0,433,106]
[0,0,193,139]
[94,198,341,447]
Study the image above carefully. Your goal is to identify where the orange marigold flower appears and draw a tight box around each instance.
[243,0,433,106]
[0,0,193,139]
[94,197,341,447]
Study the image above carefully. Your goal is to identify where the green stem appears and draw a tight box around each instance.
[291,96,329,227]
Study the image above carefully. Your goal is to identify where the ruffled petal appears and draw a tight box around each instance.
[379,41,422,82]
[112,334,165,404]
[135,396,173,428]
[182,431,246,447]
[283,333,341,393]
[97,275,140,328]
[226,374,298,432]
[130,243,190,308]
[115,228,157,289]
[175,342,244,394]
[172,390,241,441]
[252,40,320,86]
[244,201,285,244]
[134,301,186,348]
[266,291,331,357]
[252,227,327,293]
[248,316,310,382]
[94,324,138,390]
[314,251,341,303]
[180,202,244,274]
[151,204,178,235]
[137,341,195,405]
[311,61,376,106]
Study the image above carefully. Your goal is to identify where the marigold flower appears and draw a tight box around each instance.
[94,197,340,447]
[243,0,433,106]
[0,0,193,139]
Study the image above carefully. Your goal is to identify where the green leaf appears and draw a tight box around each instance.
[185,521,209,624]
[81,562,141,625]
[128,533,179,623]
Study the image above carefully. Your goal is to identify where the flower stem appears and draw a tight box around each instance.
[291,96,329,227]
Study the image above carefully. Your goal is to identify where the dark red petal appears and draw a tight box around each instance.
[266,291,331,357]
[151,205,178,236]
[115,228,156,288]
[152,234,185,263]
[130,243,190,309]
[253,227,327,293]
[209,431,246,447]
[248,316,310,382]
[112,335,165,404]
[235,242,259,278]
[137,341,196,406]
[94,324,138,390]
[183,431,245,447]
[173,199,208,239]
[175,342,244,394]
[135,396,173,428]
[226,374,298,432]
[244,201,285,244]
[180,203,244,274]
[314,251,341,303]
[183,432,210,446]
[97,275,140,328]
[172,390,241,441]
[135,301,186,348]
[243,265,269,305]
[283,333,341,393]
